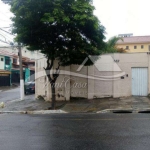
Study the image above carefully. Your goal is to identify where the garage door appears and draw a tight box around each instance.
[132,68,148,96]
[0,74,10,86]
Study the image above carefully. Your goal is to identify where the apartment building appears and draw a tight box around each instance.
[116,34,150,53]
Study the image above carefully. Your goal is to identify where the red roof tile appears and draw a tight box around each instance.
[0,50,14,57]
[116,36,150,44]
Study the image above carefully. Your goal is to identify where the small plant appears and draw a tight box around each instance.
[37,95,45,101]
[147,94,150,98]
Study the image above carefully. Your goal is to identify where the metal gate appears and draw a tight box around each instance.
[11,72,25,84]
[0,74,10,86]
[132,68,148,96]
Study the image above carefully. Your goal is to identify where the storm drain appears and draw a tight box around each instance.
[138,110,150,113]
[112,110,133,113]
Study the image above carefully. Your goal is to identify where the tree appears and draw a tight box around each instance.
[11,0,106,109]
[104,36,126,53]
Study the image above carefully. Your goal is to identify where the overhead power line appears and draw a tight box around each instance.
[0,39,10,45]
[0,34,7,42]
[0,32,13,43]
[0,27,11,28]
[0,28,14,36]
[0,34,14,46]
[0,18,11,22]
[0,46,13,48]
[0,10,11,18]
[2,0,25,100]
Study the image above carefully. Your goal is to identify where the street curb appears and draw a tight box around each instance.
[27,110,68,114]
[0,111,27,114]
[1,108,150,114]
[96,108,150,113]
[0,110,68,114]
[135,108,150,113]
[96,108,133,113]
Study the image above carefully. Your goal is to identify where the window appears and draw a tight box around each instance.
[126,46,129,50]
[1,58,3,61]
[13,58,17,64]
[5,58,10,65]
[134,46,137,49]
[141,45,144,49]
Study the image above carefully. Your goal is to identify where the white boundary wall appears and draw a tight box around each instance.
[35,53,150,101]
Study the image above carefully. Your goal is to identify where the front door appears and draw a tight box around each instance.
[132,68,148,96]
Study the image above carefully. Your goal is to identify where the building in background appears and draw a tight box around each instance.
[0,51,12,86]
[0,47,44,86]
[11,54,35,84]
[3,47,44,60]
[116,34,150,53]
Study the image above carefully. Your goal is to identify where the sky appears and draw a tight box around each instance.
[0,0,150,45]
[0,0,14,46]
[94,0,150,39]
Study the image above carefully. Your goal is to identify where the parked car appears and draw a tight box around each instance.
[24,82,35,95]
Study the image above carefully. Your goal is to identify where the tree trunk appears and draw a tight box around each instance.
[44,58,60,110]
[51,81,56,109]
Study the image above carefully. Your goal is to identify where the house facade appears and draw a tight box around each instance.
[0,53,11,86]
[35,53,150,101]
[0,47,44,86]
[11,55,35,84]
[10,47,44,60]
[116,35,150,53]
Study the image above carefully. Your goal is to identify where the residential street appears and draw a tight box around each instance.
[0,113,149,150]
[0,0,150,150]
[0,87,35,103]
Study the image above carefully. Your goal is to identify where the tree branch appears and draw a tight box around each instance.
[47,57,50,69]
[44,57,55,83]
[53,61,61,82]
[49,58,54,70]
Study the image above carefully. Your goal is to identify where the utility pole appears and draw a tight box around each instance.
[18,43,24,100]
[1,0,24,100]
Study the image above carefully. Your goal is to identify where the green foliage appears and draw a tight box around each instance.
[11,0,106,66]
[104,36,125,53]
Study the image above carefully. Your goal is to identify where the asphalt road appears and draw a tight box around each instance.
[0,87,35,103]
[0,113,150,150]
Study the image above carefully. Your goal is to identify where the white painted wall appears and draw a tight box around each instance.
[21,47,44,60]
[0,56,4,70]
[35,53,150,101]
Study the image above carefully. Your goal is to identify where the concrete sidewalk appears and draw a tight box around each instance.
[0,96,150,113]
[61,97,150,113]
[0,97,66,112]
